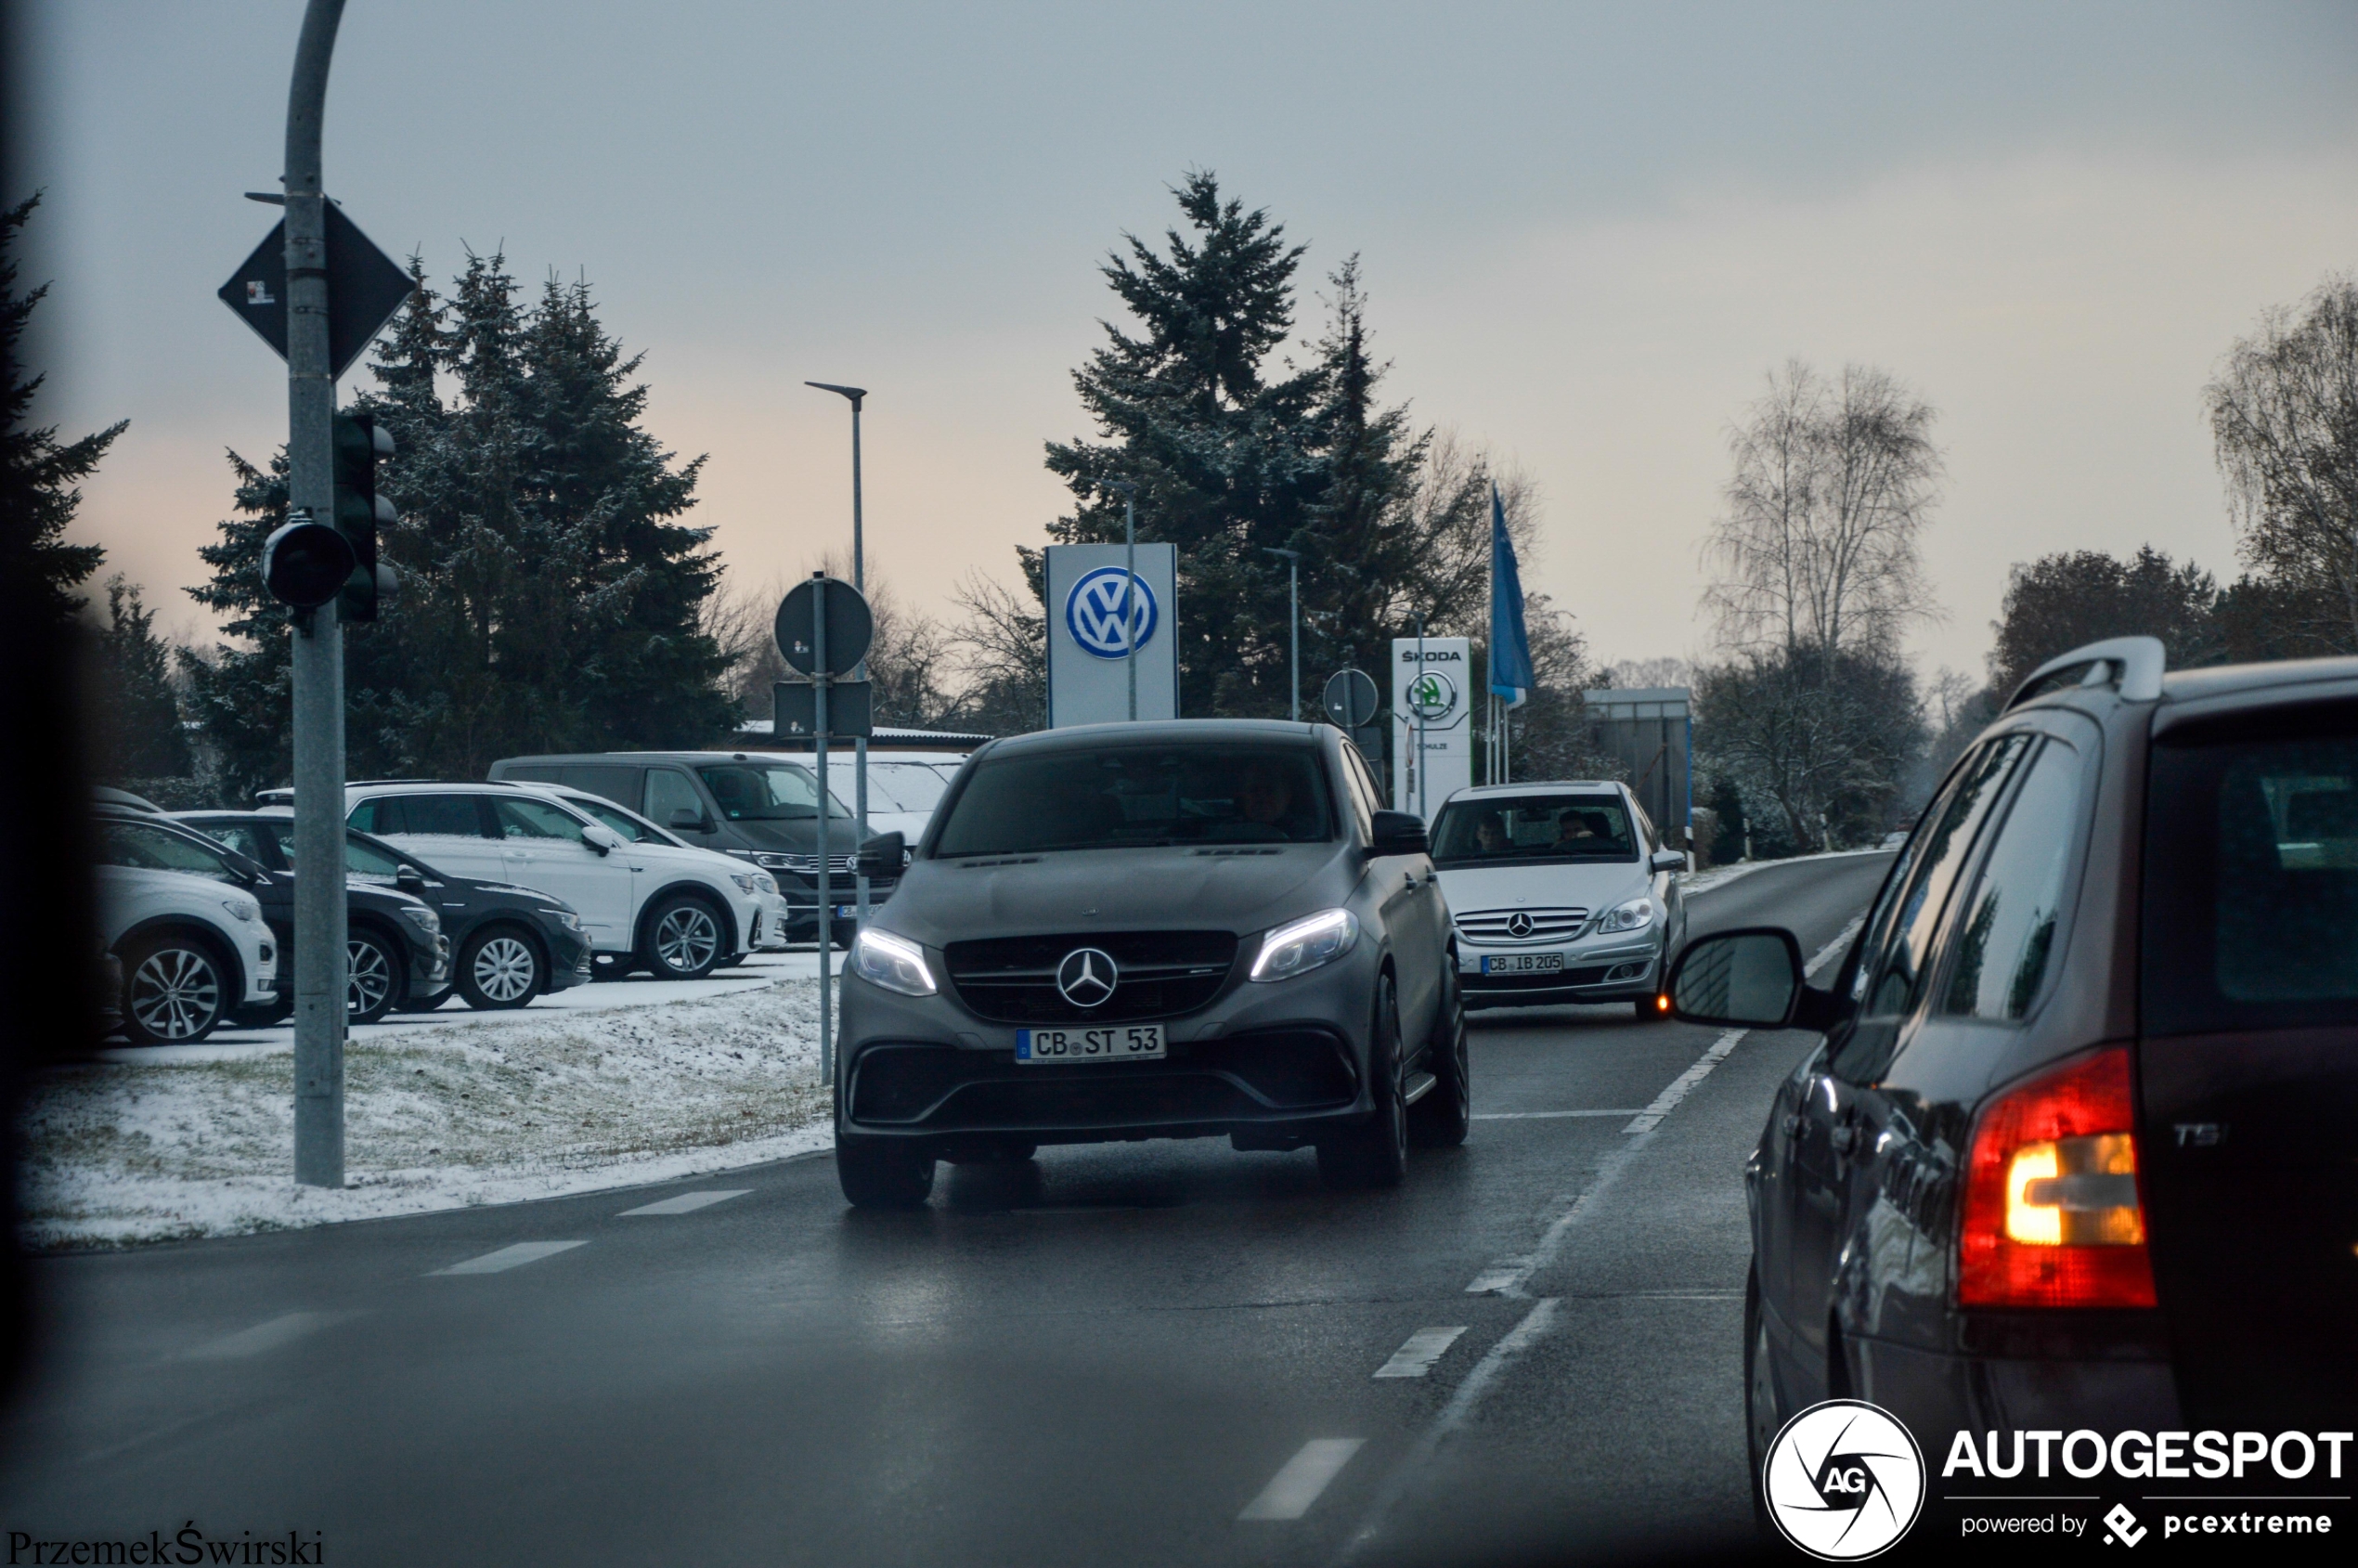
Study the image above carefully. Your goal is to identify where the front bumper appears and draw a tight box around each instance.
[539,920,593,991]
[1457,936,1662,1006]
[837,937,1381,1146]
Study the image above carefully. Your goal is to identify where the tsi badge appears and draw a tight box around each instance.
[1762,1399,1925,1561]
[1064,566,1159,660]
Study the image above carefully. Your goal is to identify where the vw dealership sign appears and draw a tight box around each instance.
[1393,637,1472,817]
[1045,543,1179,726]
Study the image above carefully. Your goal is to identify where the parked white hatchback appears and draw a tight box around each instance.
[96,824,279,1044]
[1426,782,1690,1017]
[308,783,769,979]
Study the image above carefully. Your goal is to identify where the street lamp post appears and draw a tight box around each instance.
[1106,480,1140,720]
[807,382,867,939]
[1263,548,1301,721]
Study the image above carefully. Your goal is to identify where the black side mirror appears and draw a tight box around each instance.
[1368,810,1429,858]
[1665,927,1843,1030]
[395,864,428,891]
[857,831,906,880]
[668,807,712,833]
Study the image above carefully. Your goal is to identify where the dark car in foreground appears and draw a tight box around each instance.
[832,719,1467,1208]
[177,810,592,1010]
[1664,637,2358,1497]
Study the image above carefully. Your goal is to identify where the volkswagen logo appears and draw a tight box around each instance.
[1506,911,1535,939]
[1063,566,1159,660]
[1056,947,1120,1008]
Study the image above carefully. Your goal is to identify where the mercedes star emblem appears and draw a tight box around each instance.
[1056,947,1120,1009]
[1506,912,1535,939]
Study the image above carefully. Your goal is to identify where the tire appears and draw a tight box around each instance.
[836,1135,936,1209]
[641,893,725,980]
[1744,1263,1781,1538]
[346,928,403,1026]
[120,930,231,1045]
[457,926,545,1010]
[1318,970,1409,1190]
[404,987,453,1014]
[1409,965,1471,1148]
[1633,994,1668,1022]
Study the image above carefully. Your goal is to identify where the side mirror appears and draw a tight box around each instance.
[857,831,906,880]
[1665,927,1832,1029]
[581,824,624,855]
[1650,848,1687,875]
[1368,810,1429,858]
[667,807,712,833]
[395,863,428,891]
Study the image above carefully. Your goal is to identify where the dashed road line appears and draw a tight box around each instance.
[429,1241,588,1276]
[186,1311,354,1360]
[1239,1438,1367,1521]
[1373,1327,1467,1379]
[1471,1109,1642,1121]
[619,1189,750,1216]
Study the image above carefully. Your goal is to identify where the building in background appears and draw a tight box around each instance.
[1579,687,1691,845]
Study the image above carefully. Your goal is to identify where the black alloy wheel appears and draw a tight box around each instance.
[836,1134,937,1209]
[643,893,724,980]
[120,932,229,1045]
[1744,1263,1782,1536]
[457,926,544,1010]
[1318,970,1409,1190]
[1409,965,1471,1148]
[346,928,402,1026]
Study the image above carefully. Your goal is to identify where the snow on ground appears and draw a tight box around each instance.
[20,962,834,1251]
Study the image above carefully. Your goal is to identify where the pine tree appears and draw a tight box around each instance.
[0,194,122,629]
[181,451,296,800]
[89,576,191,784]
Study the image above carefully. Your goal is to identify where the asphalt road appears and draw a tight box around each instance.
[1,852,1893,1568]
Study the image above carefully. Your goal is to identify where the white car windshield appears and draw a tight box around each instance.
[1431,794,1639,865]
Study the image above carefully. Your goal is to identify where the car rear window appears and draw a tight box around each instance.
[935,743,1334,855]
[1430,794,1636,864]
[2144,700,2358,1034]
[355,794,489,838]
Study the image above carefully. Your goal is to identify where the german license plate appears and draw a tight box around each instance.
[1017,1023,1166,1062]
[1483,952,1565,975]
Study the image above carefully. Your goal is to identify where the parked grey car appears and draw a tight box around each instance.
[833,720,1468,1208]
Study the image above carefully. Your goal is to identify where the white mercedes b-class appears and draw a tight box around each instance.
[1427,782,1689,1017]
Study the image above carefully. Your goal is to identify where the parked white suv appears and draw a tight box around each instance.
[1425,781,1690,1017]
[96,823,279,1045]
[266,783,769,980]
[506,781,791,953]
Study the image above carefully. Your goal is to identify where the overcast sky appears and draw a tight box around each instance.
[19,0,2358,685]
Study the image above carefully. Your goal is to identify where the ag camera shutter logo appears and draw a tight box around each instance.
[1762,1400,1925,1561]
[1064,566,1158,659]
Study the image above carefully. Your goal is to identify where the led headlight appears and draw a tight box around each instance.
[850,928,936,996]
[754,872,778,896]
[553,911,584,932]
[1597,897,1654,935]
[730,873,762,894]
[220,895,261,923]
[396,904,441,937]
[1250,908,1360,982]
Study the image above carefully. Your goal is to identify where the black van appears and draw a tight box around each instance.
[488,751,888,942]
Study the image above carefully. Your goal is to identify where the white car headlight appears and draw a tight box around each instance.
[850,928,936,996]
[397,904,441,937]
[1597,897,1654,935]
[1250,908,1359,982]
[221,895,260,923]
[756,872,778,896]
[731,873,761,894]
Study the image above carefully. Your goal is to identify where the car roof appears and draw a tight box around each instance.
[2157,655,2358,706]
[985,719,1328,756]
[1445,781,1625,800]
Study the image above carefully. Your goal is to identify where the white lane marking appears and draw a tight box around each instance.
[1239,1438,1367,1521]
[1471,1109,1642,1121]
[1337,1299,1561,1559]
[1464,1132,1652,1296]
[1373,1327,1467,1380]
[619,1188,750,1216]
[186,1311,352,1360]
[429,1240,588,1276]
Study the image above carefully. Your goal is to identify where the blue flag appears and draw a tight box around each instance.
[1488,486,1535,706]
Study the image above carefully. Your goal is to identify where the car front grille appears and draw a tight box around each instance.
[1454,907,1588,943]
[774,852,860,876]
[943,930,1238,1024]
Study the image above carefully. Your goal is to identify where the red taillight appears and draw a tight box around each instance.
[1958,1046,2157,1308]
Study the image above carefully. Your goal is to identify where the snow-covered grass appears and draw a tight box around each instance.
[19,974,832,1251]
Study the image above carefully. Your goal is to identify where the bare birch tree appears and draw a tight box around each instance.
[2206,274,2358,653]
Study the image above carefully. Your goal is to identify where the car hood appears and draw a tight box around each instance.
[1434,860,1652,916]
[880,843,1352,947]
[712,817,858,853]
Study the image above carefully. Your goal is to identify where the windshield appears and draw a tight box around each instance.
[572,796,680,846]
[697,763,852,822]
[866,762,954,815]
[1430,794,1639,864]
[934,743,1334,856]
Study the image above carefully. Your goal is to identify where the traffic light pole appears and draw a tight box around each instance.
[286,0,347,1188]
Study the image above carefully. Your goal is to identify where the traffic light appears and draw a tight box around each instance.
[261,517,356,611]
[330,411,397,621]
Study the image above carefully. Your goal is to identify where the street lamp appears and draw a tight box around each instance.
[807,381,869,940]
[1263,547,1301,721]
[1104,480,1140,721]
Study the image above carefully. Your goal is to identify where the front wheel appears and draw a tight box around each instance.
[120,932,229,1045]
[642,894,725,980]
[1319,970,1409,1190]
[1409,965,1470,1148]
[1632,994,1668,1022]
[346,928,402,1026]
[837,1135,936,1209]
[458,926,545,1009]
